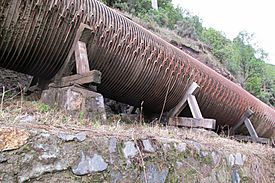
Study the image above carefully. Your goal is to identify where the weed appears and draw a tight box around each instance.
[79,111,85,120]
[38,103,51,113]
[93,119,101,128]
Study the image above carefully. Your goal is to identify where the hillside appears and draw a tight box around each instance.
[102,0,275,107]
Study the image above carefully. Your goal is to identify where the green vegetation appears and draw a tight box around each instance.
[101,0,275,106]
[37,103,51,113]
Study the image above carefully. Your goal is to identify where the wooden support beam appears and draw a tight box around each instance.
[168,82,216,130]
[230,109,268,145]
[169,117,216,130]
[54,23,93,82]
[49,70,101,88]
[244,108,254,118]
[244,118,258,139]
[234,135,270,145]
[168,82,199,117]
[231,109,255,135]
[75,41,90,74]
[187,94,203,119]
[51,23,101,89]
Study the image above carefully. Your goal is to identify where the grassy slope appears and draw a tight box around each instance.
[0,98,274,181]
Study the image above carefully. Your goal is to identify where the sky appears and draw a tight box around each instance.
[172,0,275,65]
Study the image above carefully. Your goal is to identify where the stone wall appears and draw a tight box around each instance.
[1,126,272,183]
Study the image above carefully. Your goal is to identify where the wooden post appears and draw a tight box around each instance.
[187,94,203,119]
[244,118,258,139]
[75,41,90,74]
[151,0,158,10]
[54,23,94,82]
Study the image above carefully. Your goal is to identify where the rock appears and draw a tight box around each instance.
[227,154,235,167]
[109,137,117,153]
[64,90,82,111]
[216,163,230,183]
[21,154,33,164]
[227,153,246,167]
[58,132,87,142]
[0,154,7,163]
[141,163,169,183]
[58,133,75,141]
[176,143,186,153]
[176,161,183,169]
[39,133,51,138]
[186,140,202,154]
[201,151,209,157]
[110,170,123,183]
[109,137,117,164]
[232,169,241,183]
[41,86,107,122]
[75,132,87,142]
[142,139,155,153]
[201,172,218,183]
[16,114,35,123]
[0,68,31,96]
[104,98,130,115]
[162,143,171,153]
[17,133,71,183]
[72,152,108,175]
[0,127,30,152]
[211,151,221,166]
[0,122,270,182]
[18,160,69,183]
[235,153,246,166]
[37,143,59,163]
[123,141,138,161]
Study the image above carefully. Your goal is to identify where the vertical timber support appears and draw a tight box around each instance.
[41,23,106,122]
[55,23,95,82]
[168,82,216,130]
[75,41,90,75]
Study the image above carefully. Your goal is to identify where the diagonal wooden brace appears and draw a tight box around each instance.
[231,109,259,139]
[168,82,200,118]
[168,82,216,129]
[232,110,270,144]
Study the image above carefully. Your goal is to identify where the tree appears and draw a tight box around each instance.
[232,32,264,83]
[137,0,183,29]
[262,64,275,106]
[176,11,203,39]
[200,28,229,61]
[104,0,183,29]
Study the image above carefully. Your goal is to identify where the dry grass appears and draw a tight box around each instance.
[0,97,274,182]
[1,98,274,153]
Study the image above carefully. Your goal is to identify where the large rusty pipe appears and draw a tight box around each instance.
[0,0,274,138]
